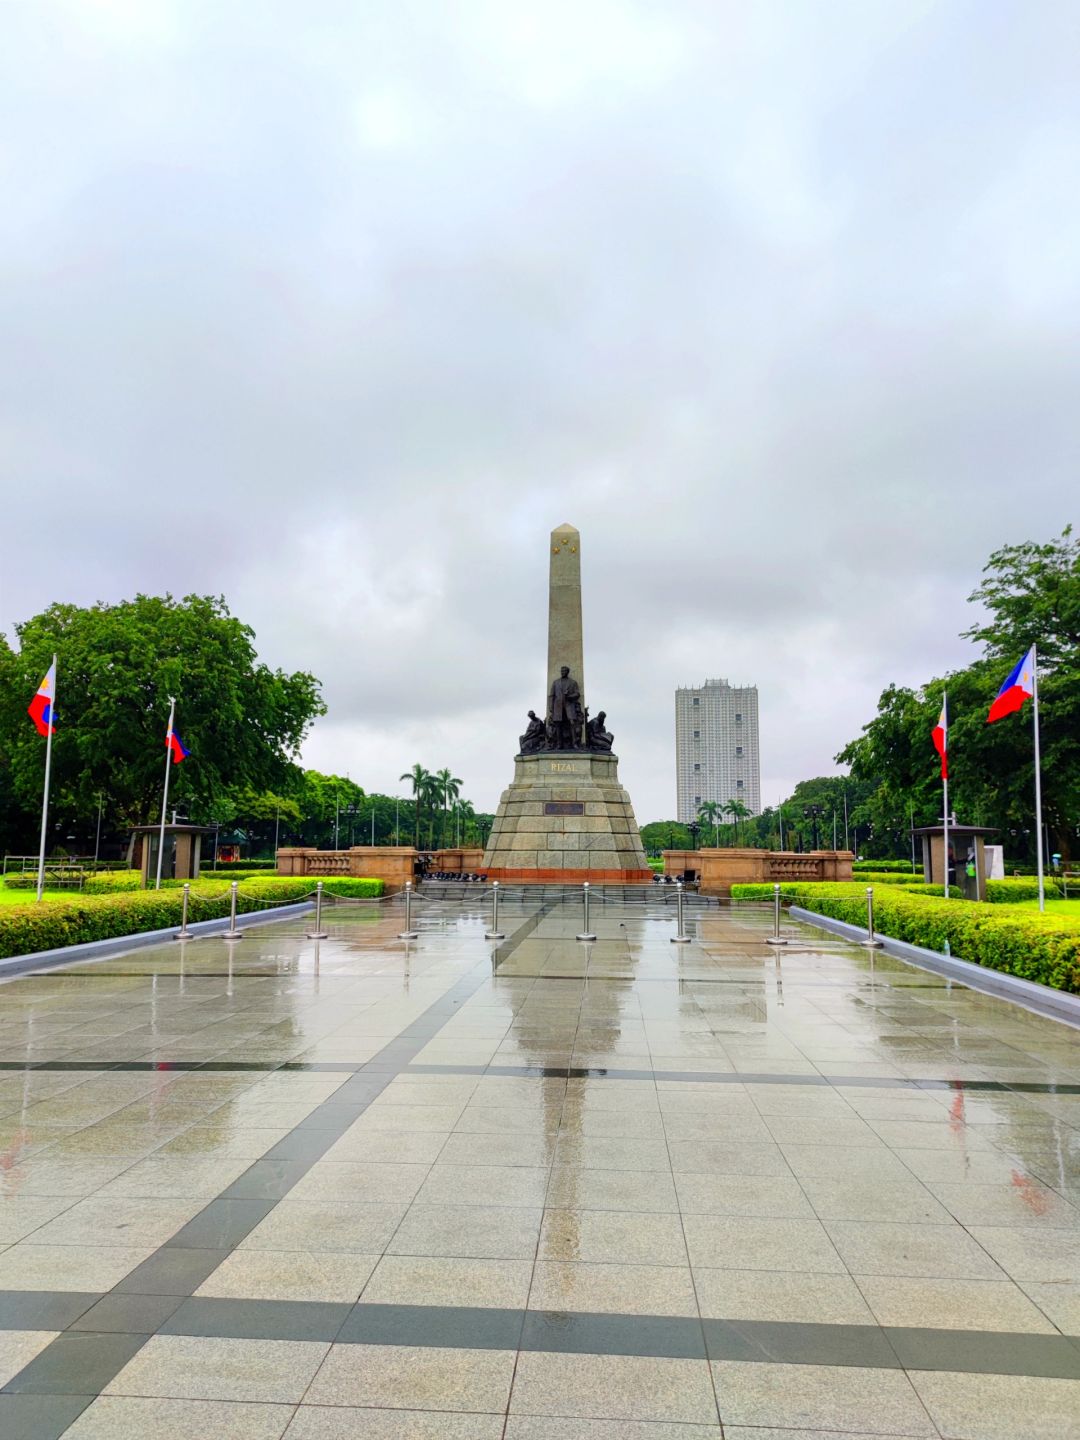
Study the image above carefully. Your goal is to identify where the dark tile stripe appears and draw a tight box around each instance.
[4,1056,1080,1095]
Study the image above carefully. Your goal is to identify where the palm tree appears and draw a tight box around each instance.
[455,798,476,846]
[724,798,752,846]
[400,765,431,848]
[433,768,462,848]
[697,800,721,847]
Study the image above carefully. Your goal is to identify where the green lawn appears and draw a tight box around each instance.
[0,886,82,906]
[994,897,1080,920]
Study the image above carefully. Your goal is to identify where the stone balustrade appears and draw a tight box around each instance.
[663,848,853,894]
[276,846,418,893]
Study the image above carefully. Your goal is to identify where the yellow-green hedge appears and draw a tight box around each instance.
[0,876,384,961]
[731,882,1080,993]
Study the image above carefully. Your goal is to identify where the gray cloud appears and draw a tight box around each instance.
[2,1,1078,819]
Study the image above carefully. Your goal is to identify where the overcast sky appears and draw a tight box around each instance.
[2,1,1078,820]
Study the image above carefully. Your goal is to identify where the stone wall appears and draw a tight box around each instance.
[276,846,418,893]
[663,849,854,893]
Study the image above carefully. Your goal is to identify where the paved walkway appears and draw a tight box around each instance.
[1,891,1079,1439]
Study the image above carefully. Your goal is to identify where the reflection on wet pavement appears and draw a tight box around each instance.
[1,891,1079,1438]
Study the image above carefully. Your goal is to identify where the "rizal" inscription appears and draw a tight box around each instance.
[548,761,581,773]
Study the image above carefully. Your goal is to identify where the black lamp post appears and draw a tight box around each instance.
[687,820,701,850]
[803,805,822,851]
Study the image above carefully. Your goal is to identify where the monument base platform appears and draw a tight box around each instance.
[484,867,654,885]
[482,751,650,880]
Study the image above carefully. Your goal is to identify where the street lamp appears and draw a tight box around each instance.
[803,805,822,851]
[345,803,358,847]
[687,820,701,849]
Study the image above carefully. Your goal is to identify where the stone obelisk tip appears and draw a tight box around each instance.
[548,524,584,716]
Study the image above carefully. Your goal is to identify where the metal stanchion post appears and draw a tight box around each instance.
[670,879,691,943]
[306,880,329,940]
[765,882,787,946]
[861,885,883,948]
[484,881,505,940]
[397,880,419,940]
[175,882,192,940]
[576,881,596,942]
[223,880,244,940]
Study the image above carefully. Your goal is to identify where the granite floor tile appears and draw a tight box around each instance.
[0,1245,155,1292]
[530,1261,698,1316]
[283,1407,505,1438]
[388,1204,542,1259]
[5,1331,148,1396]
[780,1145,913,1181]
[361,1254,533,1308]
[695,1267,875,1324]
[418,1165,551,1208]
[195,1249,380,1302]
[0,1329,57,1387]
[286,1163,429,1205]
[29,1197,199,1249]
[54,1394,294,1439]
[319,1131,448,1165]
[927,1179,1080,1226]
[304,1342,516,1411]
[825,1221,1006,1279]
[710,1359,936,1434]
[912,1369,1080,1439]
[538,1209,688,1265]
[436,1132,554,1168]
[672,1172,813,1218]
[509,1351,719,1425]
[545,1167,680,1213]
[104,1335,329,1403]
[666,1141,790,1177]
[967,1224,1080,1283]
[799,1174,952,1224]
[239,1201,406,1254]
[505,1421,723,1439]
[854,1273,1059,1332]
[682,1215,845,1273]
[1020,1280,1080,1334]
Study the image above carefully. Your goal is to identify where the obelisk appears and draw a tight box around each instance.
[548,523,584,713]
[481,524,652,884]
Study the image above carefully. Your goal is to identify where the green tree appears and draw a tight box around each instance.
[400,765,431,848]
[697,800,722,846]
[432,768,462,848]
[0,595,324,848]
[724,798,752,844]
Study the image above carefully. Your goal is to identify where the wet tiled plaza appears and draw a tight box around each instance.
[1,890,1079,1438]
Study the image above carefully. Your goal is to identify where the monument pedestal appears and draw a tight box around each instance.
[482,751,652,884]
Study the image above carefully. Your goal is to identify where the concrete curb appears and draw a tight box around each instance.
[0,902,315,981]
[788,905,1080,1028]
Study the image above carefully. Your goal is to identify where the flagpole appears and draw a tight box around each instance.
[156,696,176,891]
[942,690,949,900]
[35,654,57,904]
[1032,647,1045,913]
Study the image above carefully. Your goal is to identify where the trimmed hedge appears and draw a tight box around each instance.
[731,882,1080,993]
[853,872,926,886]
[0,875,385,960]
[84,871,143,893]
[852,860,920,873]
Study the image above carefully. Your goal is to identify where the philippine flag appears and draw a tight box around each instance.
[931,699,947,779]
[28,663,56,737]
[166,727,190,764]
[987,647,1035,724]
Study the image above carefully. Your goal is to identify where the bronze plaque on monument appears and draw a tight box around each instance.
[544,801,585,816]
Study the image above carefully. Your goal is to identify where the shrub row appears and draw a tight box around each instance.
[852,860,920,873]
[0,875,384,960]
[730,882,1080,993]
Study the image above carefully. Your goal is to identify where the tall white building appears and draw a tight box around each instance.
[675,679,761,824]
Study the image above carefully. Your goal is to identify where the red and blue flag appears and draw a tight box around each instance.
[987,647,1035,724]
[27,663,56,737]
[166,726,189,764]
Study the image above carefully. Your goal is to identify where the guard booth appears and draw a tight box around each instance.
[130,824,213,887]
[913,823,997,902]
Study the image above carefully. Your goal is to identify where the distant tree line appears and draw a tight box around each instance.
[0,593,491,859]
